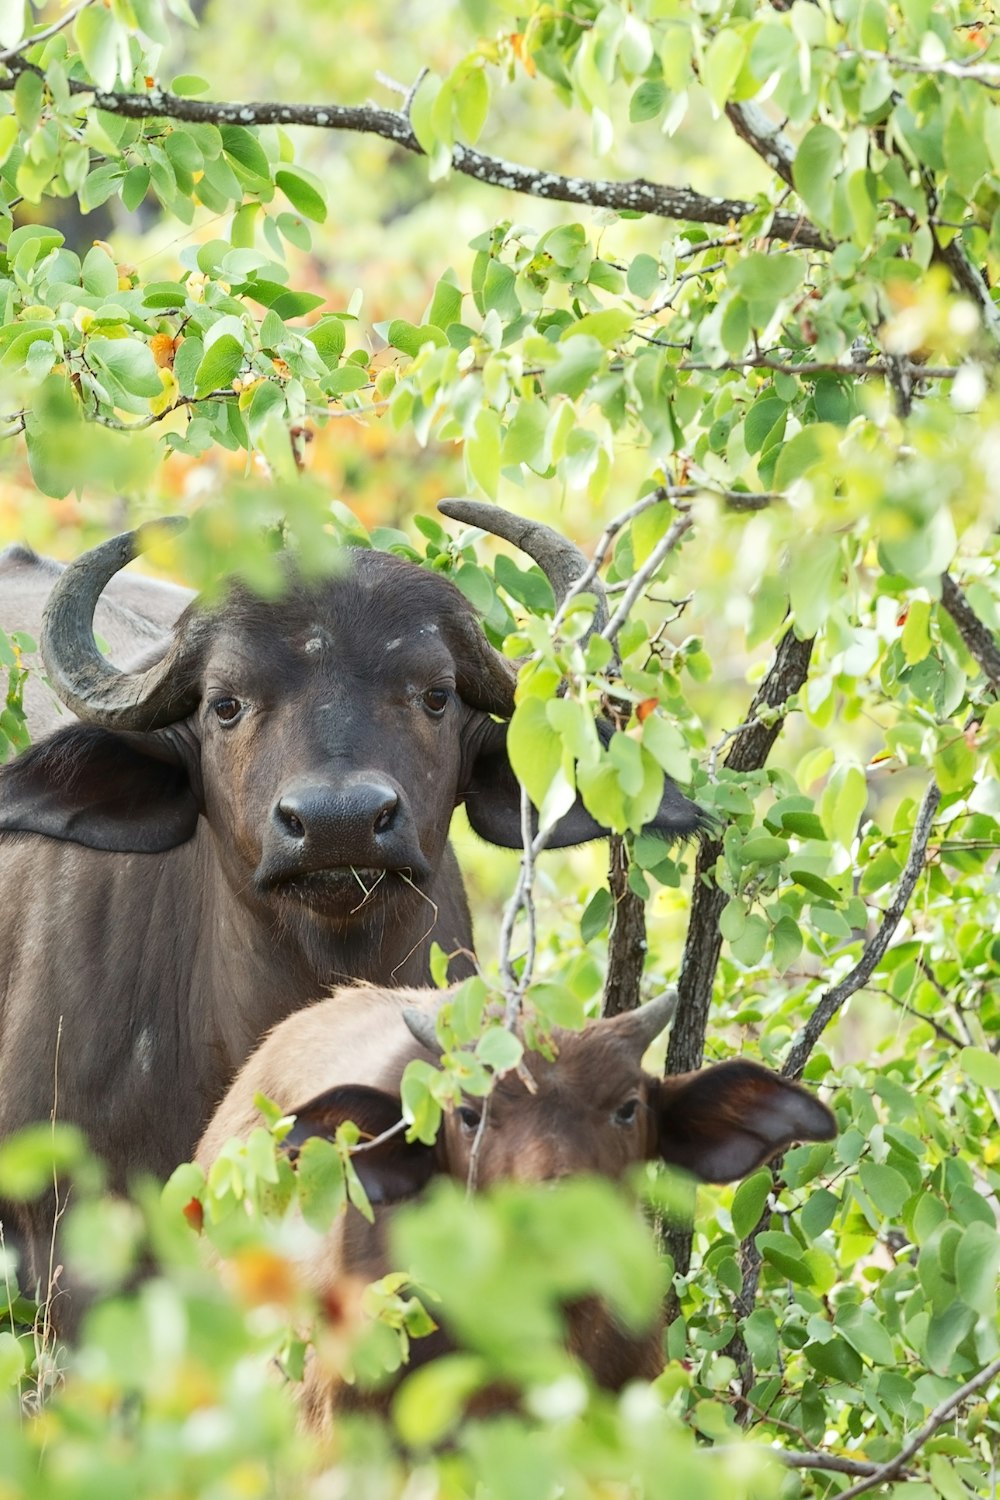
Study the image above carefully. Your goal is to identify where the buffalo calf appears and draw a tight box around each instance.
[196,987,836,1422]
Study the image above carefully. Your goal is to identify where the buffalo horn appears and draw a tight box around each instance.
[438,499,608,634]
[40,517,203,731]
[607,987,679,1053]
[402,1006,444,1057]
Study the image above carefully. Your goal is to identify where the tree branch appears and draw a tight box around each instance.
[601,835,647,1018]
[662,627,813,1288]
[0,59,832,246]
[940,571,1000,695]
[782,776,942,1080]
[724,102,796,189]
[931,232,1000,348]
[831,1353,1000,1500]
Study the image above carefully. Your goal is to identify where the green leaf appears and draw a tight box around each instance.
[508,696,560,812]
[476,1027,523,1073]
[731,1169,771,1239]
[820,764,866,849]
[122,163,151,212]
[926,1301,976,1376]
[800,1187,838,1240]
[756,1230,812,1284]
[627,253,660,299]
[82,244,119,299]
[296,1138,346,1231]
[702,29,745,113]
[220,125,272,183]
[387,320,446,357]
[466,406,501,498]
[730,914,769,967]
[0,1330,26,1386]
[171,74,210,95]
[901,599,932,664]
[959,1046,1000,1090]
[494,555,555,614]
[562,308,633,347]
[453,66,489,143]
[771,916,802,974]
[730,253,803,325]
[275,168,328,223]
[836,1305,894,1366]
[392,1353,485,1447]
[0,0,23,50]
[580,888,612,942]
[858,1161,910,1219]
[629,80,668,124]
[955,1222,1000,1315]
[542,336,604,399]
[75,4,120,90]
[86,338,163,398]
[427,273,462,332]
[793,123,842,223]
[193,334,245,399]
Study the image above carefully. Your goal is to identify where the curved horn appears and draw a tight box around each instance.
[438,500,608,634]
[40,517,202,731]
[604,988,679,1053]
[402,1006,444,1057]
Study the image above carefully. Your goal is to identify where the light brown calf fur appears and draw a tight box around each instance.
[196,986,836,1423]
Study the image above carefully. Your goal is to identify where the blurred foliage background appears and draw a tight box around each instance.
[2,0,1000,1496]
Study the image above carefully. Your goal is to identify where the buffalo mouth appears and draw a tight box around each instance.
[256,862,426,917]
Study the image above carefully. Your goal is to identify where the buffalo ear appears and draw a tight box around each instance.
[284,1084,435,1206]
[652,1060,836,1183]
[0,724,199,852]
[462,716,703,850]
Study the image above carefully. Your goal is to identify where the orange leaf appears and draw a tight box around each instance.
[150,333,177,369]
[182,1197,204,1232]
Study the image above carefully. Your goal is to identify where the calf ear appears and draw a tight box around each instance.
[653,1060,836,1183]
[463,717,703,849]
[0,724,199,852]
[284,1083,436,1206]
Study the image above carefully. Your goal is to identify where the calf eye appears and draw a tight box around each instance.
[422,687,450,716]
[213,697,243,725]
[456,1104,481,1132]
[613,1098,641,1127]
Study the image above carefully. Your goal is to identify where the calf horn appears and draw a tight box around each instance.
[603,988,679,1054]
[40,517,203,731]
[402,1006,444,1056]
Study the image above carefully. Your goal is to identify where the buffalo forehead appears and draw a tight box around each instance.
[200,577,468,686]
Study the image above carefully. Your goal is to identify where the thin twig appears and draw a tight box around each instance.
[838,46,1000,89]
[0,0,93,64]
[601,515,694,644]
[782,778,942,1080]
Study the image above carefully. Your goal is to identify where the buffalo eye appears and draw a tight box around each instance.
[456,1104,481,1132]
[613,1097,642,1127]
[422,687,450,716]
[212,697,243,725]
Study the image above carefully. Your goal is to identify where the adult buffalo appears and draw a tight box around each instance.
[0,503,701,1308]
[197,987,836,1424]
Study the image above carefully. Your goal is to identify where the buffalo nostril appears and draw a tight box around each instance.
[373,797,397,835]
[277,802,306,839]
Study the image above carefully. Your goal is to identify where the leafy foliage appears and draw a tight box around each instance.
[1,0,1000,1495]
